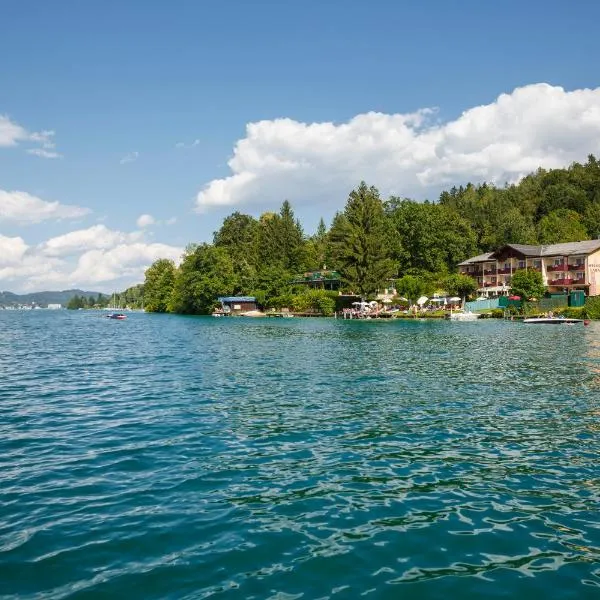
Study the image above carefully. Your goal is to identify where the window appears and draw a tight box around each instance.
[533,260,541,268]
[554,258,563,266]
[518,260,525,269]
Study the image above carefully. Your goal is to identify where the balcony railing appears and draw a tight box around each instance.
[483,269,497,275]
[547,264,567,272]
[572,278,586,285]
[497,267,512,274]
[568,264,585,271]
[549,278,574,286]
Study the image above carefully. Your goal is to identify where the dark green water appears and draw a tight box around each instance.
[1,311,600,599]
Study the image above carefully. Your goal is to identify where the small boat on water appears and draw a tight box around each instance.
[105,313,127,320]
[523,316,588,325]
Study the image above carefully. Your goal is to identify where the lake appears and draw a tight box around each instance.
[1,311,599,599]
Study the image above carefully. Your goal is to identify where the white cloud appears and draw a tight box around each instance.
[136,213,155,228]
[165,216,177,225]
[0,226,182,293]
[195,83,600,212]
[175,139,200,149]
[0,115,28,147]
[120,151,139,164]
[0,116,61,157]
[0,235,28,266]
[70,242,182,286]
[26,148,62,159]
[0,189,90,224]
[39,224,142,257]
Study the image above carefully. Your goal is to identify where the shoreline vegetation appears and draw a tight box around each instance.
[98,157,600,318]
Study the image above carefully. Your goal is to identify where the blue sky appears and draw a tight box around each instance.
[2,0,600,292]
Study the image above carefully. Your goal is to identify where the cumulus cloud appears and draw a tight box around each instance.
[0,190,90,224]
[39,224,142,257]
[0,235,28,266]
[195,83,600,212]
[0,116,61,157]
[0,226,182,293]
[120,151,139,165]
[69,242,182,286]
[136,213,155,228]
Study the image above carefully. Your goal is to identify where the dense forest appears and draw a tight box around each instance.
[135,156,600,314]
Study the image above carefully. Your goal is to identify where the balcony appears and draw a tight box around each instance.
[549,278,574,286]
[547,264,567,272]
[572,278,586,285]
[568,264,585,271]
[483,269,497,275]
[497,267,512,274]
[483,280,497,287]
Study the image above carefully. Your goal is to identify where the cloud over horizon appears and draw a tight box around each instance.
[195,83,600,212]
[0,226,182,293]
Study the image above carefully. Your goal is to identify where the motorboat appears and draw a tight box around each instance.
[105,312,127,320]
[523,316,587,325]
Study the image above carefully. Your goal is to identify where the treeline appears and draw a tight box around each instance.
[66,294,109,310]
[140,156,600,314]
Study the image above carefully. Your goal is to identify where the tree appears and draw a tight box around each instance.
[443,273,478,300]
[170,244,236,314]
[395,275,427,305]
[510,269,545,301]
[329,182,395,297]
[538,209,588,244]
[144,259,176,312]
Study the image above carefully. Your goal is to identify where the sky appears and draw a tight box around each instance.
[2,0,600,293]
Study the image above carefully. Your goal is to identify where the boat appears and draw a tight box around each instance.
[523,316,587,325]
[447,311,480,321]
[105,312,127,320]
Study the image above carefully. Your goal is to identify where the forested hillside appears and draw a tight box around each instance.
[141,156,600,314]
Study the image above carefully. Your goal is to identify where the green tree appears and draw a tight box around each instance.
[329,182,395,297]
[396,275,427,305]
[443,273,478,300]
[144,258,176,312]
[510,269,545,301]
[538,209,588,244]
[170,244,236,314]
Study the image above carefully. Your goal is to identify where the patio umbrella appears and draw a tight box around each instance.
[416,296,428,306]
[430,297,444,303]
[449,296,461,302]
[508,295,521,300]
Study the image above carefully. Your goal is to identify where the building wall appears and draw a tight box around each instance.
[588,249,600,296]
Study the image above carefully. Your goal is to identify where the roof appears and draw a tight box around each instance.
[218,296,256,303]
[461,239,600,264]
[457,253,494,266]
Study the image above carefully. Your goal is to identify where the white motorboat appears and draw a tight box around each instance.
[523,317,587,325]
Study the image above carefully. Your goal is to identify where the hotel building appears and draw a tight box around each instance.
[458,240,600,297]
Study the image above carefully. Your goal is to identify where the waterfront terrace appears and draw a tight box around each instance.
[458,240,600,296]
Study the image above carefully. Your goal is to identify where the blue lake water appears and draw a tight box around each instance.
[1,310,600,599]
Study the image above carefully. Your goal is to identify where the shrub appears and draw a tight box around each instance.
[585,296,600,320]
[490,309,504,319]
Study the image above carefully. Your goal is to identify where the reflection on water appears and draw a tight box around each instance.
[0,312,599,599]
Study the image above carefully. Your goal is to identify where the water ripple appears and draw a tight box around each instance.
[1,312,600,598]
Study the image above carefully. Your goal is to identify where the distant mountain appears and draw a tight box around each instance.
[0,289,108,307]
